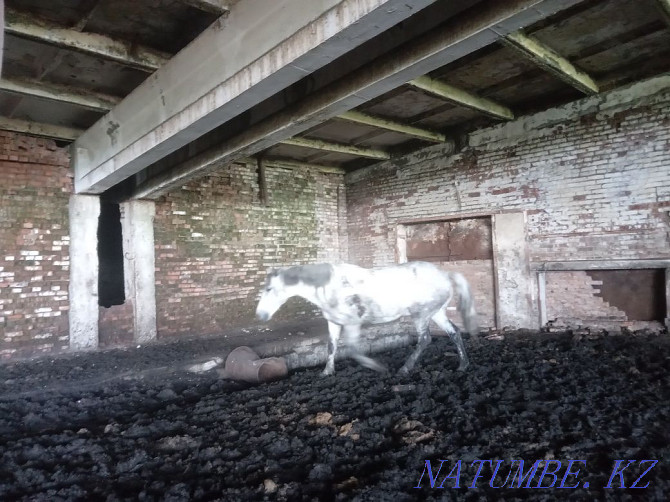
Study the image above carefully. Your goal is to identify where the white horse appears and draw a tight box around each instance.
[256,261,478,375]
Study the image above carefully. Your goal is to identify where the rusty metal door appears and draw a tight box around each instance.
[404,218,495,329]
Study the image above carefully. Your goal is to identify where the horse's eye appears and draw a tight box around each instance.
[266,286,273,293]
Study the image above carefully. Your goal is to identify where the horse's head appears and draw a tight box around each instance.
[256,264,333,321]
[255,269,291,322]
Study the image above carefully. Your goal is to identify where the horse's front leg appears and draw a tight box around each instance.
[322,321,342,376]
[399,317,431,375]
[344,324,387,373]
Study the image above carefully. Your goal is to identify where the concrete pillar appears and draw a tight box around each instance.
[121,200,157,344]
[492,212,536,329]
[68,194,100,350]
[396,225,408,264]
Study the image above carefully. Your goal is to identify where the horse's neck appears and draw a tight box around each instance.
[288,283,327,308]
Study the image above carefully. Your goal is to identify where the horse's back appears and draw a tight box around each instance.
[339,261,450,304]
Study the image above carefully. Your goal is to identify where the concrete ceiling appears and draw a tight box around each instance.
[1,0,669,199]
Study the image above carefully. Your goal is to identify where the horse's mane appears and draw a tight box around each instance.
[280,264,333,288]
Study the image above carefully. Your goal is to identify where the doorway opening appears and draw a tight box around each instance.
[98,200,125,307]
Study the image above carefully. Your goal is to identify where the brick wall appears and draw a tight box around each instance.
[0,132,72,359]
[346,76,670,329]
[545,271,627,326]
[154,162,346,338]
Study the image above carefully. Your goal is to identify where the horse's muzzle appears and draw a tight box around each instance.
[256,310,270,322]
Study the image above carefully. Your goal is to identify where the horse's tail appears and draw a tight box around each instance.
[448,271,478,336]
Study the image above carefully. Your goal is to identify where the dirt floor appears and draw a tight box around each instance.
[0,328,668,501]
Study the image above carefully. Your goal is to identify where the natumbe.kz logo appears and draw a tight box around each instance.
[414,458,659,489]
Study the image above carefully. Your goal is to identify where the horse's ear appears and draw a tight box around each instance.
[267,268,278,277]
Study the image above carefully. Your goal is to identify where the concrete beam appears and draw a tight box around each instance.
[5,7,170,71]
[179,0,231,15]
[0,116,84,141]
[281,136,390,160]
[244,157,346,175]
[655,0,670,26]
[502,30,599,95]
[0,77,120,112]
[133,0,584,198]
[339,110,446,142]
[68,195,100,351]
[72,0,439,194]
[408,75,515,120]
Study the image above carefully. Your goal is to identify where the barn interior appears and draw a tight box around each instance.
[0,0,669,498]
[1,0,668,359]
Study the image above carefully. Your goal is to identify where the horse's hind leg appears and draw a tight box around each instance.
[323,321,341,376]
[399,316,431,375]
[343,325,386,373]
[431,309,469,371]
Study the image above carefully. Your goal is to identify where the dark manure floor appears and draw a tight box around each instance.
[0,330,669,501]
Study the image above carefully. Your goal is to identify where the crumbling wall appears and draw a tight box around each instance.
[153,163,347,338]
[346,76,670,329]
[0,132,72,359]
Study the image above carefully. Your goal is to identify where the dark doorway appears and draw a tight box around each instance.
[98,201,125,307]
[588,269,666,322]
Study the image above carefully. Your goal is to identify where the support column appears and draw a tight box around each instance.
[492,212,536,329]
[121,200,157,343]
[68,194,100,350]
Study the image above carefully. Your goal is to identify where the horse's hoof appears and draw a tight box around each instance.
[457,363,469,372]
[398,366,410,375]
[322,368,334,376]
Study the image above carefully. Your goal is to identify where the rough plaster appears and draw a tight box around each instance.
[121,200,157,344]
[68,195,100,350]
[492,212,535,329]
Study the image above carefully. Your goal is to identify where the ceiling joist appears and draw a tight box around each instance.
[338,110,446,143]
[244,157,346,175]
[654,0,670,25]
[408,76,515,121]
[0,77,120,112]
[502,30,599,95]
[131,0,585,199]
[281,136,390,160]
[0,116,84,141]
[5,8,170,72]
[179,0,232,15]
